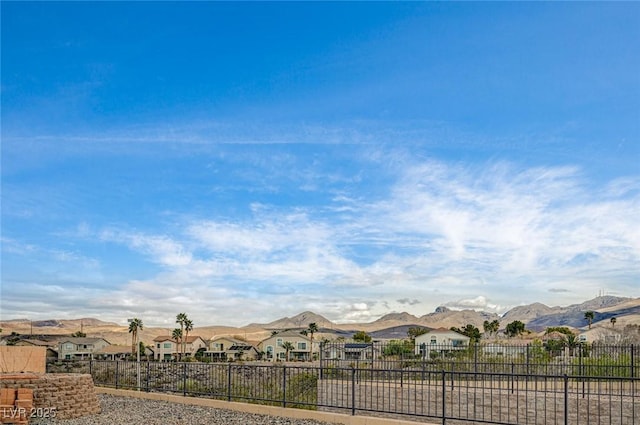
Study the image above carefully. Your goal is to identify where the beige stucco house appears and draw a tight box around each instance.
[206,336,259,361]
[260,330,314,361]
[153,335,207,361]
[57,337,111,360]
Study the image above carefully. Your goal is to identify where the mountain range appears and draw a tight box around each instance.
[1,296,638,345]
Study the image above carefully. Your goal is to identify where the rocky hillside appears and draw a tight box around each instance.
[2,296,637,345]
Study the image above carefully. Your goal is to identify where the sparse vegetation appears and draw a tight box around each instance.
[451,324,481,344]
[352,330,372,343]
[505,320,526,338]
[483,320,500,338]
[407,326,429,341]
[584,311,595,329]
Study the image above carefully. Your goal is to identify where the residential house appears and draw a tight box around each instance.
[57,337,111,360]
[14,339,59,359]
[94,345,132,360]
[153,335,207,361]
[322,342,381,361]
[414,328,470,357]
[260,330,313,362]
[206,336,260,361]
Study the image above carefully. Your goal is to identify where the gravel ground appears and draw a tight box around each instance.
[30,394,339,425]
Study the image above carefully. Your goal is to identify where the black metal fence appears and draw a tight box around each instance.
[320,342,639,378]
[47,359,639,424]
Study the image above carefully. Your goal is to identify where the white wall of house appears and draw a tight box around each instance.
[414,330,470,356]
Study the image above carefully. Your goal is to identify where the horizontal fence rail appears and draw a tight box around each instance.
[47,359,639,425]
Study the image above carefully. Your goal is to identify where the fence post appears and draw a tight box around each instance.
[282,365,287,408]
[511,362,515,394]
[351,366,356,416]
[227,363,232,401]
[146,361,151,392]
[563,374,568,425]
[474,343,478,375]
[182,362,187,396]
[631,344,635,378]
[319,342,323,380]
[441,370,446,425]
[115,361,119,389]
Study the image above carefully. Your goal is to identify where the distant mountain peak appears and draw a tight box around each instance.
[374,312,419,323]
[264,311,333,329]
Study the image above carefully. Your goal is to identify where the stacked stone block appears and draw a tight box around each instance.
[0,374,100,420]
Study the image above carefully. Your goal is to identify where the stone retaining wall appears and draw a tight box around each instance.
[0,373,101,419]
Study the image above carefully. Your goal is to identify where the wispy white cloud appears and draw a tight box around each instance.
[3,156,638,326]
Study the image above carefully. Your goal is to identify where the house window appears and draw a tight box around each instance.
[276,338,283,347]
[297,342,306,350]
[65,343,74,350]
[431,337,437,345]
[163,343,172,349]
[157,343,160,349]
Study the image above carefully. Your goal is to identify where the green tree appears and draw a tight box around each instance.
[172,328,183,360]
[610,317,617,327]
[307,322,319,361]
[383,340,413,357]
[71,331,86,337]
[451,324,481,344]
[483,320,500,337]
[183,318,194,358]
[128,317,143,356]
[281,341,295,361]
[545,326,573,336]
[505,320,526,338]
[545,338,566,355]
[407,326,429,341]
[584,311,594,330]
[176,313,188,359]
[564,334,580,356]
[353,330,372,343]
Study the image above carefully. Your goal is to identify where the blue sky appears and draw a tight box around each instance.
[2,2,639,327]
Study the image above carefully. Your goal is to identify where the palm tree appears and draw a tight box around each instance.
[183,318,194,358]
[564,334,579,356]
[584,311,595,330]
[307,323,318,361]
[171,328,183,361]
[610,317,617,328]
[281,341,295,362]
[176,313,188,359]
[128,318,144,356]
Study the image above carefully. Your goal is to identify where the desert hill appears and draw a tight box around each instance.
[1,296,637,346]
[251,311,334,330]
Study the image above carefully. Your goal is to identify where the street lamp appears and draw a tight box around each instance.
[127,318,141,391]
